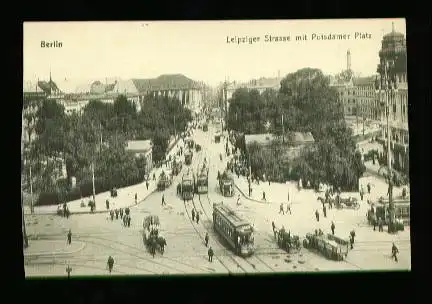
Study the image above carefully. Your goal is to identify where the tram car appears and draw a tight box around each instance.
[157,170,172,191]
[179,172,194,200]
[213,202,254,257]
[302,232,349,261]
[219,170,234,197]
[194,165,209,194]
[184,150,193,166]
[367,197,408,230]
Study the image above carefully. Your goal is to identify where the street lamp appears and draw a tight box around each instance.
[375,58,398,233]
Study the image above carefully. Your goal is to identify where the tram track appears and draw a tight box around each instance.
[195,142,276,273]
[32,232,214,274]
[200,194,276,273]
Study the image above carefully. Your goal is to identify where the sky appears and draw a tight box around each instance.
[23,18,406,87]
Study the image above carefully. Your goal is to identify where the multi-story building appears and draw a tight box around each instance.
[376,24,408,175]
[225,76,282,101]
[132,74,205,114]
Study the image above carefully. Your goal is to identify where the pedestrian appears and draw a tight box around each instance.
[262,191,266,201]
[391,243,399,262]
[367,183,371,194]
[208,247,214,262]
[127,216,131,227]
[378,217,384,232]
[191,208,195,221]
[162,194,165,206]
[279,203,285,215]
[115,209,119,220]
[323,205,327,218]
[360,187,364,201]
[107,256,114,273]
[237,194,241,206]
[67,229,72,245]
[196,212,200,224]
[205,233,209,247]
[350,230,356,248]
[119,208,123,219]
[286,203,291,215]
[65,208,70,219]
[272,221,276,232]
[248,186,252,197]
[315,210,320,222]
[373,214,377,231]
[331,221,335,235]
[106,199,110,210]
[135,193,138,204]
[349,235,354,249]
[110,210,114,221]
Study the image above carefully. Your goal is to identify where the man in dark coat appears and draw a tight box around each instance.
[196,212,200,224]
[67,229,72,245]
[107,256,114,273]
[323,205,327,218]
[331,221,335,235]
[315,210,320,222]
[191,208,195,221]
[391,243,399,262]
[205,233,209,247]
[208,247,214,262]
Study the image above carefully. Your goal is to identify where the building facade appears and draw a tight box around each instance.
[376,25,408,175]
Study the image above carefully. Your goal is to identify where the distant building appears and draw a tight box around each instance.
[225,76,282,101]
[244,132,315,161]
[132,74,204,114]
[125,140,153,173]
[331,50,380,122]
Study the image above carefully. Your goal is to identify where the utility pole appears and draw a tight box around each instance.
[21,190,29,248]
[281,113,285,143]
[91,162,96,202]
[376,58,396,233]
[29,161,34,214]
[174,114,176,138]
[99,122,103,151]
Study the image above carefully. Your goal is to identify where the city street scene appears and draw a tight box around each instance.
[22,19,410,277]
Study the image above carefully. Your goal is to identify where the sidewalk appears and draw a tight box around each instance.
[28,136,183,216]
[24,240,85,257]
[234,175,318,205]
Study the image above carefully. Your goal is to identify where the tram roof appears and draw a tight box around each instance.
[214,203,250,228]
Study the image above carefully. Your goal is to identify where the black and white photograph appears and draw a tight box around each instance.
[22,19,410,277]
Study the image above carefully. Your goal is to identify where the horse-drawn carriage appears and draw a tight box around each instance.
[330,195,360,210]
[303,232,348,261]
[142,215,167,257]
[275,229,301,253]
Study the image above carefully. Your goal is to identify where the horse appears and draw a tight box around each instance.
[157,237,167,254]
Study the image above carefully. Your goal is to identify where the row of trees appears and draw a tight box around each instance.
[23,94,192,204]
[227,68,365,191]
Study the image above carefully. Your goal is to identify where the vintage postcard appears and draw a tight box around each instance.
[22,19,410,277]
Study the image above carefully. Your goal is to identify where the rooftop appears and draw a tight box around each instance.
[132,74,201,93]
[125,140,153,152]
[245,132,315,146]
